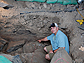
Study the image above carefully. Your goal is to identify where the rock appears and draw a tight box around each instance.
[2,42,9,52]
[0,37,8,44]
[0,37,9,52]
[11,55,22,63]
[0,27,3,30]
[0,2,8,7]
[43,3,47,8]
[6,40,25,53]
[75,58,83,63]
[20,49,49,63]
[16,29,36,35]
[23,42,44,53]
[50,48,72,63]
[4,25,13,29]
[0,2,13,9]
[0,42,4,51]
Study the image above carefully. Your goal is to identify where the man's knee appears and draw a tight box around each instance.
[45,54,50,60]
[44,47,47,52]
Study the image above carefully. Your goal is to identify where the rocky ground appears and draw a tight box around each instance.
[0,0,84,63]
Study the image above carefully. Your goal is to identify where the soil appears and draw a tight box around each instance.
[0,0,84,63]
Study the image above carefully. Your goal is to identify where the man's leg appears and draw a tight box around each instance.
[44,45,52,53]
[45,54,50,60]
[44,45,54,60]
[45,53,55,60]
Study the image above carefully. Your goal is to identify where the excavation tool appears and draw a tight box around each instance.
[76,8,84,30]
[76,19,84,25]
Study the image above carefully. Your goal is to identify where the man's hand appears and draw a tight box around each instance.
[38,37,48,43]
[54,47,65,53]
[54,48,59,53]
[38,40,41,43]
[49,50,53,53]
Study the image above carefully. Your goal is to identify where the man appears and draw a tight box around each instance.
[38,23,69,60]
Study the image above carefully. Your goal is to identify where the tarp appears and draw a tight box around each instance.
[0,55,12,63]
[17,0,46,2]
[34,0,46,2]
[17,0,33,2]
[46,0,57,4]
[16,0,78,5]
[47,0,77,5]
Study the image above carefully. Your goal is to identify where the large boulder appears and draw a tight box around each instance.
[20,48,49,63]
[50,48,72,63]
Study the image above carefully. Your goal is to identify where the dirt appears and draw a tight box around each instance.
[0,0,84,63]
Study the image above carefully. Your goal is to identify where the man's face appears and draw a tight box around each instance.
[51,27,57,33]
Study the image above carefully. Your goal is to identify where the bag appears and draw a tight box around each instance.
[17,0,34,2]
[46,0,57,4]
[33,0,46,2]
[63,0,77,5]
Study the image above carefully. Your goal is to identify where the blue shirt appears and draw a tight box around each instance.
[47,30,69,54]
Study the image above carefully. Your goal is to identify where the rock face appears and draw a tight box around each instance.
[50,48,72,63]
[6,40,25,53]
[20,48,49,63]
[0,0,84,63]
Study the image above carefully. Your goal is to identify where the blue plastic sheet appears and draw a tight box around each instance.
[33,0,46,2]
[62,0,77,5]
[0,55,12,63]
[46,0,57,4]
[16,0,78,5]
[17,0,33,2]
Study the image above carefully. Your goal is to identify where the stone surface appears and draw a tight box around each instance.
[0,37,8,52]
[6,40,25,53]
[23,42,44,53]
[50,48,72,63]
[0,37,8,44]
[20,49,49,63]
[0,0,84,63]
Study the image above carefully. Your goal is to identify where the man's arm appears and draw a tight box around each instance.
[38,37,48,43]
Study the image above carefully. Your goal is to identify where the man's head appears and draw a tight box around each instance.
[49,23,58,34]
[49,23,58,28]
